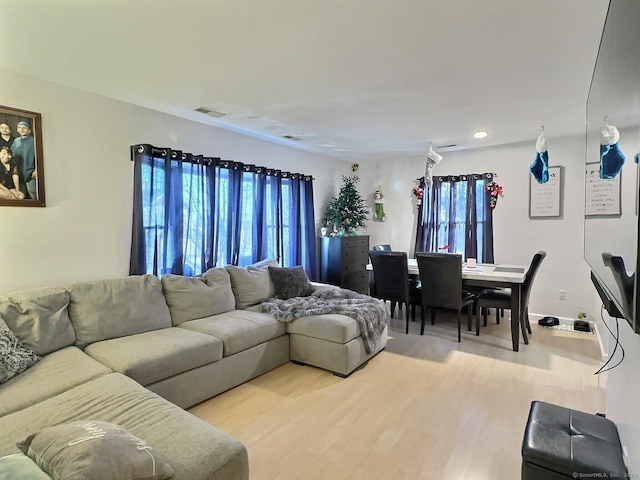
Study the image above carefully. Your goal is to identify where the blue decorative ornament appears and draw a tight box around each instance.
[599,121,625,179]
[529,130,549,184]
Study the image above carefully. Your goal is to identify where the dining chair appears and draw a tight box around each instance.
[415,252,476,342]
[368,250,422,334]
[370,244,399,311]
[476,251,547,340]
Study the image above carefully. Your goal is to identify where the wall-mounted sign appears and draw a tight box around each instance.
[585,162,621,216]
[529,166,562,218]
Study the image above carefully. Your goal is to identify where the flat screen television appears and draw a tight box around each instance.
[584,0,640,334]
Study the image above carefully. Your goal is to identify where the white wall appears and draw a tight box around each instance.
[0,69,345,292]
[340,157,424,253]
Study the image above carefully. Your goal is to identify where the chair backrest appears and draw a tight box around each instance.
[521,251,547,307]
[372,244,392,251]
[368,250,409,302]
[415,252,464,309]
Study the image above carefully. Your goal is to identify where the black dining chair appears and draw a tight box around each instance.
[370,244,400,311]
[415,252,477,342]
[476,251,547,341]
[368,250,422,334]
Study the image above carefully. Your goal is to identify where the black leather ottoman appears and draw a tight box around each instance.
[521,401,627,480]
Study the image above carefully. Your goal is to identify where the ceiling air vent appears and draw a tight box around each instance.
[194,107,226,118]
[436,144,457,149]
[283,135,302,141]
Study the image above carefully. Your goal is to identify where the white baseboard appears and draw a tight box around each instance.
[529,313,606,361]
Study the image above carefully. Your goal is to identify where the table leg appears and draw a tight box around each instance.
[510,284,522,352]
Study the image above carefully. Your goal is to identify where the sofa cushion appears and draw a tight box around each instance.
[66,275,172,348]
[0,316,40,385]
[84,328,223,386]
[202,267,237,300]
[179,309,285,356]
[0,287,75,356]
[0,373,248,480]
[0,346,111,417]
[161,269,235,326]
[284,313,361,344]
[17,420,174,480]
[268,265,315,300]
[226,259,278,309]
[0,454,52,480]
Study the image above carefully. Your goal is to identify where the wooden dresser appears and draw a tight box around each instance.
[319,235,370,294]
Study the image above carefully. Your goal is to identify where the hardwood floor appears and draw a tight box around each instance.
[189,312,606,480]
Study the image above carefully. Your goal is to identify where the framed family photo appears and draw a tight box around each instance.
[0,104,46,207]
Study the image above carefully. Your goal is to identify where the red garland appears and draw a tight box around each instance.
[485,181,503,209]
[411,185,424,209]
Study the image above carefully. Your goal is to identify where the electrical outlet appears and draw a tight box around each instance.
[559,289,567,300]
[576,308,588,321]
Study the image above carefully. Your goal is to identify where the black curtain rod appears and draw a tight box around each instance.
[415,172,496,181]
[131,144,314,180]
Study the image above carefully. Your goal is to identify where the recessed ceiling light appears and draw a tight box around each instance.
[473,131,488,139]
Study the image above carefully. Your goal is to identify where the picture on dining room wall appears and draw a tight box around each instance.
[0,104,46,207]
[529,165,562,218]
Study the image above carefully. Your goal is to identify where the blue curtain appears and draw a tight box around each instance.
[279,173,317,274]
[129,144,317,278]
[415,173,494,263]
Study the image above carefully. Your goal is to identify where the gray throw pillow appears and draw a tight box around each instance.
[268,266,315,300]
[0,316,40,385]
[17,420,174,480]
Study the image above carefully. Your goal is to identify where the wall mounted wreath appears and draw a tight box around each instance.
[485,181,503,209]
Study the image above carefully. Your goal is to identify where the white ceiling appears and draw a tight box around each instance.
[0,0,609,162]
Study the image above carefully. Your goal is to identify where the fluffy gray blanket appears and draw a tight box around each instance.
[260,288,389,354]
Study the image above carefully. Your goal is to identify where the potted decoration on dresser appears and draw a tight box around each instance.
[324,175,369,236]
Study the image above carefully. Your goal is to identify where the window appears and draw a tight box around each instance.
[130,145,318,278]
[415,173,494,263]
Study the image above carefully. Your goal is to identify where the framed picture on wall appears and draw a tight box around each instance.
[0,104,46,207]
[585,162,621,216]
[529,166,563,218]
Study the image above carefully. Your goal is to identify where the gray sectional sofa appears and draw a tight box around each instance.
[0,261,387,480]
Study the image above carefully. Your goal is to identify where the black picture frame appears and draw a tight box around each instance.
[0,104,46,207]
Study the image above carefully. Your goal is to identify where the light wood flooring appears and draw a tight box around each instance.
[189,311,606,480]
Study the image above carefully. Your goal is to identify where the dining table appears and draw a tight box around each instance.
[367,259,528,351]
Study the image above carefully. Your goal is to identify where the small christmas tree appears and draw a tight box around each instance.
[324,175,369,235]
